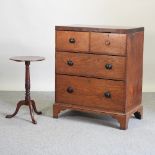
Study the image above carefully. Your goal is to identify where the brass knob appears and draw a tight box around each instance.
[105,40,110,46]
[105,64,112,70]
[104,92,111,98]
[67,87,74,93]
[69,38,76,44]
[67,60,74,66]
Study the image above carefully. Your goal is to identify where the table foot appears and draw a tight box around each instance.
[31,100,42,115]
[6,100,26,118]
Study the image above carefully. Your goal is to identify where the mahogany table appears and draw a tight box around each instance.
[6,56,45,124]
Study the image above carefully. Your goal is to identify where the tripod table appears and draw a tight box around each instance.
[6,56,45,124]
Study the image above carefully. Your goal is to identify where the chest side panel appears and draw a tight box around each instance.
[125,32,144,111]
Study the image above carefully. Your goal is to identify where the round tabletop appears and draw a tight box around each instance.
[10,56,45,62]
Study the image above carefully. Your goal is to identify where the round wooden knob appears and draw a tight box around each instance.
[67,60,74,66]
[105,64,112,70]
[69,38,76,43]
[104,92,111,98]
[105,40,110,46]
[67,87,74,93]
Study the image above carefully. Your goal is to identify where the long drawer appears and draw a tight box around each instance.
[56,74,125,112]
[56,52,126,80]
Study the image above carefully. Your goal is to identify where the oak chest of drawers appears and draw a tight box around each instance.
[53,25,144,130]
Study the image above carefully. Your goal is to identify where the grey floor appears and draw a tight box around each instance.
[0,92,155,155]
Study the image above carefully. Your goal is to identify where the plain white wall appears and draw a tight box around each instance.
[0,0,154,91]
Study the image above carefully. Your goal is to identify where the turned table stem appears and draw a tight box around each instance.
[25,61,36,124]
[25,61,31,101]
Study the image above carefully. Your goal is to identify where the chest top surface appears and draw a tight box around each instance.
[55,25,144,34]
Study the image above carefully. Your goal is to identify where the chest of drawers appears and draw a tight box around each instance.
[53,25,144,130]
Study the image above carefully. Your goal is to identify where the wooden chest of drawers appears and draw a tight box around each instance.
[53,25,144,130]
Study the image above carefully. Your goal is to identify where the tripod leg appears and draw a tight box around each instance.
[31,100,42,115]
[28,101,37,124]
[6,100,26,118]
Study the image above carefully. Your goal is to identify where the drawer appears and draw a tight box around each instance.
[56,31,89,52]
[56,75,125,112]
[56,52,126,80]
[90,32,126,56]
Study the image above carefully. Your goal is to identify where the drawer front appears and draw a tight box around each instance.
[90,32,126,55]
[56,75,125,112]
[56,52,126,80]
[56,31,89,52]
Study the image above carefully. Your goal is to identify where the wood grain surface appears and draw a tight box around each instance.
[56,31,89,52]
[90,32,126,56]
[125,32,144,112]
[55,25,144,34]
[56,74,125,113]
[56,52,126,80]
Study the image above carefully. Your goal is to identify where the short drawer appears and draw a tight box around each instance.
[56,75,125,112]
[56,52,126,80]
[56,31,89,52]
[90,32,126,56]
